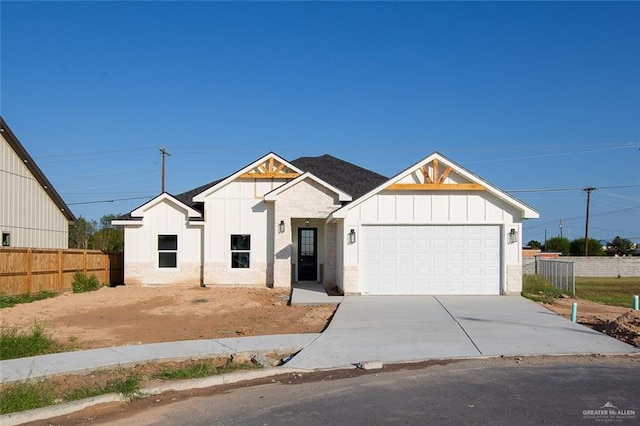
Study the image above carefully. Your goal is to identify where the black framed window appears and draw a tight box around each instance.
[1,232,9,247]
[158,235,177,268]
[231,234,250,268]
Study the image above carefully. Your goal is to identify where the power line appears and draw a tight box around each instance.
[526,205,640,229]
[35,147,156,159]
[508,184,640,193]
[67,196,155,206]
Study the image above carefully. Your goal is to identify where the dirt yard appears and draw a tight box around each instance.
[1,285,337,350]
[542,296,640,347]
[2,286,639,351]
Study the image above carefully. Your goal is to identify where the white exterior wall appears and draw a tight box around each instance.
[1,133,69,248]
[202,179,285,286]
[122,201,202,286]
[271,178,342,288]
[341,189,525,294]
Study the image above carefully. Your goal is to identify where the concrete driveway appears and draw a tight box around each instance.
[286,296,639,370]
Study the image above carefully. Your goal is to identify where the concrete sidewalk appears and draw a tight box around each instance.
[285,296,639,370]
[0,334,320,383]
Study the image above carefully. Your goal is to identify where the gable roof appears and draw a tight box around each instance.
[112,192,204,225]
[330,151,540,220]
[131,192,203,219]
[264,172,353,202]
[116,152,389,221]
[290,154,388,200]
[0,116,76,223]
[192,152,304,202]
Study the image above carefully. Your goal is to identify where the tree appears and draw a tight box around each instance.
[606,236,635,257]
[544,237,570,255]
[527,240,543,249]
[69,216,96,250]
[569,238,604,256]
[69,214,123,251]
[90,214,124,252]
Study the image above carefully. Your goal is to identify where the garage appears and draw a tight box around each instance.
[362,225,501,295]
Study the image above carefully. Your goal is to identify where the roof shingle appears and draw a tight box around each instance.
[117,153,387,220]
[291,154,388,200]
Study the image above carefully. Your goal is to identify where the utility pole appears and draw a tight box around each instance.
[160,147,171,193]
[583,187,596,256]
[559,219,563,238]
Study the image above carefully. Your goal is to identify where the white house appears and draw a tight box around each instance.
[114,152,539,295]
[0,117,76,249]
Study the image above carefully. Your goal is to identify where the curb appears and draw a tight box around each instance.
[0,366,304,426]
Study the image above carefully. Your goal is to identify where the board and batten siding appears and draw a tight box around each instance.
[122,200,202,285]
[340,189,524,294]
[1,132,69,249]
[202,179,285,286]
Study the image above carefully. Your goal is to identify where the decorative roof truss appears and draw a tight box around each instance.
[387,158,485,191]
[240,157,300,179]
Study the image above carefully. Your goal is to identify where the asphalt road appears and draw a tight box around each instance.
[47,356,640,426]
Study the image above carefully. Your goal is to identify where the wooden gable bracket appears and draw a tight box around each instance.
[388,159,485,191]
[240,158,300,179]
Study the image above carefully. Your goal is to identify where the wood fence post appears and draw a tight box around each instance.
[25,248,32,294]
[104,252,108,284]
[83,250,87,275]
[58,250,63,292]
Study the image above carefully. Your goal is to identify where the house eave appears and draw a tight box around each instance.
[1,116,77,223]
[111,220,143,227]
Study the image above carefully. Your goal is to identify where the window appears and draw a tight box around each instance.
[158,235,177,268]
[1,232,9,247]
[231,234,250,268]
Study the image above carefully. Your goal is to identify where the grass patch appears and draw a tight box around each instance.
[0,374,142,414]
[0,291,58,308]
[0,324,62,360]
[153,358,257,380]
[0,357,264,414]
[0,381,55,414]
[576,277,640,308]
[522,274,563,304]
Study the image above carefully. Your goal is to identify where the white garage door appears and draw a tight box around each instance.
[362,225,501,295]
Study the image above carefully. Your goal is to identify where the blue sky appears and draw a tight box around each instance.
[2,1,639,245]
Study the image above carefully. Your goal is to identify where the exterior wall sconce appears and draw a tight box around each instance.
[278,220,285,233]
[508,228,518,244]
[348,229,356,244]
[304,218,310,227]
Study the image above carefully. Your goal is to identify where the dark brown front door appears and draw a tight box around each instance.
[298,228,317,281]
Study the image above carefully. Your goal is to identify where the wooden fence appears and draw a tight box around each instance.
[0,247,124,296]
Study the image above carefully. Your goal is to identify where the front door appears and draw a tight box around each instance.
[298,228,317,281]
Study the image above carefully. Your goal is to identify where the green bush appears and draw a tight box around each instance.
[71,271,101,293]
[0,291,58,308]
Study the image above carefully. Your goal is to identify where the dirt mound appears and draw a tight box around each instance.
[603,311,640,347]
[542,297,640,348]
